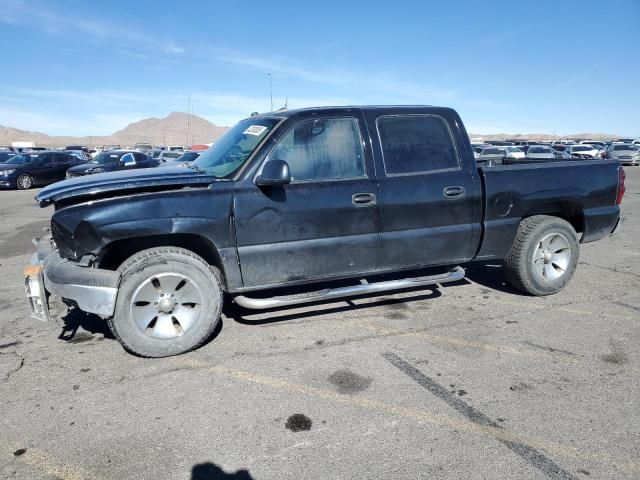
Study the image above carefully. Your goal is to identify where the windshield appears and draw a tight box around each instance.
[572,146,591,152]
[162,152,182,160]
[6,154,37,165]
[483,148,502,155]
[529,147,549,153]
[192,118,280,177]
[90,152,123,164]
[613,145,634,151]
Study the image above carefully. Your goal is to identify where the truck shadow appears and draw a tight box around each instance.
[57,306,115,341]
[461,262,522,295]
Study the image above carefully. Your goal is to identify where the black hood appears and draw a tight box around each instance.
[37,166,217,207]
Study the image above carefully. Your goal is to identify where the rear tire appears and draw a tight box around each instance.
[505,215,579,296]
[16,174,33,190]
[108,247,223,357]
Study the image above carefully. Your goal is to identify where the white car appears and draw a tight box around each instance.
[565,145,600,159]
[580,140,607,148]
[503,146,525,160]
[526,145,556,160]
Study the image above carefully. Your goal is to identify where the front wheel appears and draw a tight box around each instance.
[16,173,33,190]
[108,247,223,357]
[505,215,579,296]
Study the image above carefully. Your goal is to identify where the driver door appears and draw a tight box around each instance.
[234,114,380,289]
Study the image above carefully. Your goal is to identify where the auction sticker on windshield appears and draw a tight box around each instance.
[244,125,268,136]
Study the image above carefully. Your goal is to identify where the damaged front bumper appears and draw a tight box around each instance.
[24,236,120,321]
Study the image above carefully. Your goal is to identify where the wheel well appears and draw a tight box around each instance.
[521,204,584,234]
[98,234,227,288]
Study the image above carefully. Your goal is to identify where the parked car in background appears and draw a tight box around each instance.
[0,151,16,163]
[176,151,200,164]
[566,144,600,159]
[134,143,153,154]
[157,151,201,168]
[157,151,184,164]
[551,145,571,159]
[605,143,639,166]
[168,145,185,151]
[149,148,165,160]
[67,150,92,162]
[580,141,607,148]
[504,146,525,160]
[189,144,210,151]
[475,147,505,166]
[0,151,85,189]
[526,145,557,160]
[66,150,159,178]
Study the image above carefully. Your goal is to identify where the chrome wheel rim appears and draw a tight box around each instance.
[130,273,203,339]
[18,175,32,189]
[532,233,571,282]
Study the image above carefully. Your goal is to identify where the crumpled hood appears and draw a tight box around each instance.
[36,166,217,207]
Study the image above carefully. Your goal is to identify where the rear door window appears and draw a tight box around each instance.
[376,115,459,175]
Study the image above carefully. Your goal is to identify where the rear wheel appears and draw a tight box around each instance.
[108,247,222,357]
[505,215,579,296]
[16,174,33,190]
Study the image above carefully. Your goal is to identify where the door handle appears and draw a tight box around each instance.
[443,186,465,199]
[352,192,377,207]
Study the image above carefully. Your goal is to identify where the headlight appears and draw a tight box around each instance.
[89,167,104,174]
[1,169,15,175]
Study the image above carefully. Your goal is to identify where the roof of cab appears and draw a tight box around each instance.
[249,105,446,119]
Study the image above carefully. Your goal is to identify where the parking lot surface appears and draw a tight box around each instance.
[1,168,638,480]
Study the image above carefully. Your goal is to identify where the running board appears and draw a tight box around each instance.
[234,266,465,310]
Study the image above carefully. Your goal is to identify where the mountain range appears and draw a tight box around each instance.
[0,111,629,148]
[0,112,229,148]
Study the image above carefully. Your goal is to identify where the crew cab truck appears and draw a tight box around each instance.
[24,106,624,357]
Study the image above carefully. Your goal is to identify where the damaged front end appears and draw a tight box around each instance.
[24,235,120,321]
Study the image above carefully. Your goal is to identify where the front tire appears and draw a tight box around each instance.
[505,215,579,296]
[108,247,223,357]
[16,173,33,190]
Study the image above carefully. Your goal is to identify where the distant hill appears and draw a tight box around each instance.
[0,112,229,148]
[0,111,630,148]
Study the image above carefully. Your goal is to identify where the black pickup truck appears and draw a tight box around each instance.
[24,106,624,357]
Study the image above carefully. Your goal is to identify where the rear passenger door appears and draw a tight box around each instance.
[369,113,477,270]
[234,114,380,288]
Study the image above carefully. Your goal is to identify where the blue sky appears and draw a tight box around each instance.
[1,0,639,137]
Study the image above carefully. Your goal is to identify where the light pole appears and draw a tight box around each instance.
[268,73,273,111]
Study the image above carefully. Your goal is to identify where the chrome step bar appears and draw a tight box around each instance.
[234,266,465,310]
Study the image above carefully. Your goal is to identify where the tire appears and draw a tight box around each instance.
[16,173,33,190]
[108,247,223,357]
[505,215,579,296]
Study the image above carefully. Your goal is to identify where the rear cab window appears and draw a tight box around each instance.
[376,115,460,175]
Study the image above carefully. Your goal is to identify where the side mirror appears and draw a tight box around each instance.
[256,159,291,186]
[120,153,136,166]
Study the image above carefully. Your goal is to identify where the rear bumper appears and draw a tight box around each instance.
[24,236,120,320]
[581,205,621,243]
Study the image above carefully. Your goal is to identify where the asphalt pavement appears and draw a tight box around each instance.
[0,167,638,479]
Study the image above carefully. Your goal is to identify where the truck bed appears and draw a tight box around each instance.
[475,159,621,260]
